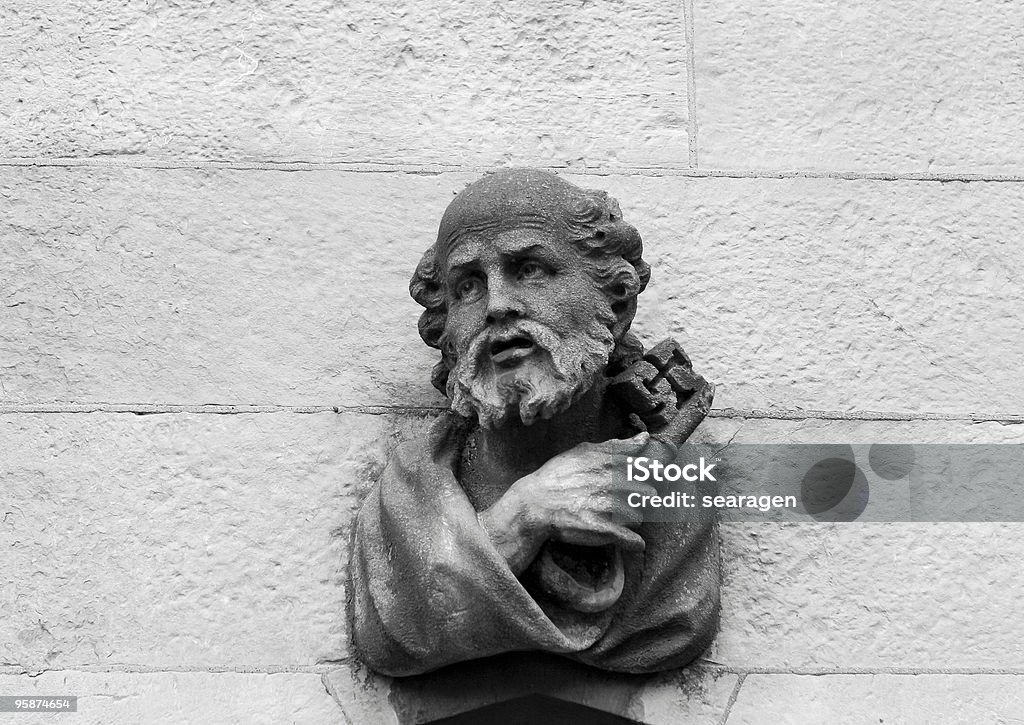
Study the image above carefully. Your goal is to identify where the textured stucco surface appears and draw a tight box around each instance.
[3,0,1023,722]
[0,0,688,166]
[0,672,342,724]
[5,414,1022,675]
[727,674,1024,724]
[2,169,1021,414]
[0,412,389,669]
[698,0,1024,173]
[717,522,1024,670]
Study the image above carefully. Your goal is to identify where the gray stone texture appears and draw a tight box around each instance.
[0,672,342,725]
[4,414,1021,673]
[0,412,388,669]
[2,170,1021,415]
[727,674,1024,724]
[0,0,688,166]
[717,522,1024,670]
[697,0,1024,173]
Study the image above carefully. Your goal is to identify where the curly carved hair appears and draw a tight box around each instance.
[409,170,652,394]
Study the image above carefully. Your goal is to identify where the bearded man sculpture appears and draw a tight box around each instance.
[351,169,720,676]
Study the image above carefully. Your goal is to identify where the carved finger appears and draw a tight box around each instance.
[587,431,650,455]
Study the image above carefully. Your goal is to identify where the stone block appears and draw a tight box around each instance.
[715,521,1024,670]
[0,0,689,166]
[696,0,1024,173]
[696,418,1024,671]
[726,674,1024,724]
[0,672,341,725]
[3,412,1023,673]
[0,412,388,668]
[3,169,1022,416]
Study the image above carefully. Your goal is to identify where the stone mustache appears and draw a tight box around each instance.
[350,169,719,676]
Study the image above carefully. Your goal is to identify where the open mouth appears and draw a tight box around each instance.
[489,335,535,367]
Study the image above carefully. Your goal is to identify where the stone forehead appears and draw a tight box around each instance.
[436,169,596,251]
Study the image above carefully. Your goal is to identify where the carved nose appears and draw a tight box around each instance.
[485,285,524,324]
[486,302,522,324]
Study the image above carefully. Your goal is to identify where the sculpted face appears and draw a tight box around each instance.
[440,226,617,428]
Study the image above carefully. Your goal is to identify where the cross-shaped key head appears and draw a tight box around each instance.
[608,339,707,433]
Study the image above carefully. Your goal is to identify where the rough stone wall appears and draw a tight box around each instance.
[2,1,1022,722]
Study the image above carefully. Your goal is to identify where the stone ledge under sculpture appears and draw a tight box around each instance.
[350,168,719,676]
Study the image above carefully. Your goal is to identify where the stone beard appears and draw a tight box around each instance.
[350,168,720,677]
[444,313,615,430]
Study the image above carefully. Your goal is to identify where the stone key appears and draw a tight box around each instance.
[608,338,711,445]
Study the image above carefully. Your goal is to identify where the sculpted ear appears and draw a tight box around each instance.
[600,261,643,342]
[609,296,637,342]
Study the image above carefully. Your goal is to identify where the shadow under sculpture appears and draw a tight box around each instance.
[351,169,720,676]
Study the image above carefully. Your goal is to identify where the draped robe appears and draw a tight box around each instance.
[350,413,719,676]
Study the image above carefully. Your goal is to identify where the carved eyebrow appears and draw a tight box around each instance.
[503,243,548,258]
[446,259,480,277]
[444,239,486,268]
[503,244,563,268]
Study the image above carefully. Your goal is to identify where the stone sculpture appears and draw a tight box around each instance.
[351,169,719,676]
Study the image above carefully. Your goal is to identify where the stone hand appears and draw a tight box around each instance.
[478,432,655,575]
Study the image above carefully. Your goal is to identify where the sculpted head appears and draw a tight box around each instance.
[410,169,651,429]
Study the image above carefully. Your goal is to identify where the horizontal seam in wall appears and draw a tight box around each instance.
[1,157,1023,182]
[3,664,1024,676]
[0,403,1021,424]
[714,666,1024,676]
[712,408,1024,423]
[0,664,353,676]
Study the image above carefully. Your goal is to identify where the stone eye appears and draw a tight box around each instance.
[455,276,484,301]
[518,261,546,280]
